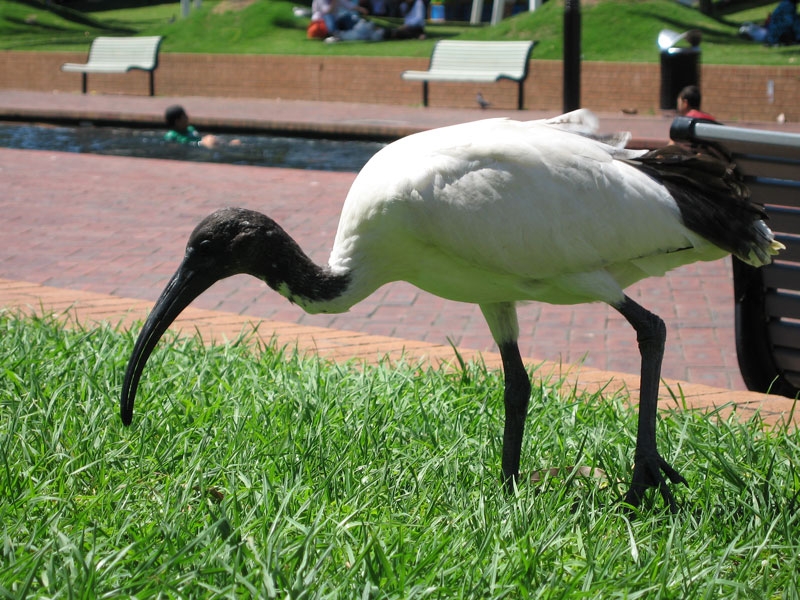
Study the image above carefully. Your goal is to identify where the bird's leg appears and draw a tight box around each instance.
[614,295,687,512]
[481,303,531,493]
[498,340,532,492]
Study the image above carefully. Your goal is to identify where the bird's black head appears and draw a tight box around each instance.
[119,207,285,426]
[183,207,285,279]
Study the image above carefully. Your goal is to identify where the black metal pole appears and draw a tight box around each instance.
[563,0,581,112]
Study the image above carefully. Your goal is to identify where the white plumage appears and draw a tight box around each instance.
[324,115,727,313]
[120,110,781,513]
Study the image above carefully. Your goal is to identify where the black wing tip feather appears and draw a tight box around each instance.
[630,145,780,266]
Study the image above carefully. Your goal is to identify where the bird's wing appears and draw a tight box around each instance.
[331,119,711,303]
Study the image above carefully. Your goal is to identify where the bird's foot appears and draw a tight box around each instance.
[623,452,687,514]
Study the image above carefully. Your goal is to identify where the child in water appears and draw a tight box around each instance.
[164,105,223,148]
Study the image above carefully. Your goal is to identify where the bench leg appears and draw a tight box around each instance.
[517,82,524,110]
[422,82,429,107]
[82,73,87,94]
[149,71,155,97]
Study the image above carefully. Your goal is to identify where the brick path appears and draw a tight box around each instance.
[1,90,799,425]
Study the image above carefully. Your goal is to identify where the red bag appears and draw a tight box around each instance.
[307,20,329,39]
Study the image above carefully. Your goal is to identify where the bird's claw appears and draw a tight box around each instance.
[623,452,687,514]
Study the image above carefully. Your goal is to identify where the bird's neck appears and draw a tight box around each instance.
[259,234,352,314]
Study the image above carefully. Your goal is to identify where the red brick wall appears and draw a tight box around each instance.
[1,51,797,122]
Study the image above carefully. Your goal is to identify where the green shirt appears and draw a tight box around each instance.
[164,125,201,145]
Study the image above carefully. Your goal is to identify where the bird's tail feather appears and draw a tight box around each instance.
[541,109,632,149]
[629,144,783,267]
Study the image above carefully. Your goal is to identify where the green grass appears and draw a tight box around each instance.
[2,0,800,65]
[1,311,799,597]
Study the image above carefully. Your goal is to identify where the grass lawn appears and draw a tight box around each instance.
[2,0,799,65]
[1,312,798,597]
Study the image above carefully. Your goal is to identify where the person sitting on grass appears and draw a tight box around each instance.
[738,0,800,45]
[308,0,385,42]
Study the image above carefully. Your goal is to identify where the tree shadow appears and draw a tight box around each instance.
[53,0,178,11]
[712,0,775,17]
[9,0,134,32]
[635,9,748,45]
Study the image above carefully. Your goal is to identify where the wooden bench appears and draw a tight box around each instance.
[401,40,536,110]
[61,36,163,96]
[671,116,800,397]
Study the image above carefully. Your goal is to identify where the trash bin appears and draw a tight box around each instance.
[658,29,701,110]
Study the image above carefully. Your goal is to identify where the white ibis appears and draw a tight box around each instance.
[120,111,782,512]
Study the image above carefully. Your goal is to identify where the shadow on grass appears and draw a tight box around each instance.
[9,0,136,33]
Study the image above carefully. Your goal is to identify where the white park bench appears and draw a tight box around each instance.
[401,40,536,110]
[61,36,164,96]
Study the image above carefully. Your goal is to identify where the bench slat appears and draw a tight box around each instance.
[749,181,800,209]
[768,320,800,386]
[761,205,800,234]
[765,291,800,320]
[673,119,800,155]
[738,157,800,181]
[401,72,510,83]
[763,262,800,290]
[768,319,800,349]
[771,235,800,263]
[769,348,800,386]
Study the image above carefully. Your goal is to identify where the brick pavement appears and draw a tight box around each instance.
[3,91,800,405]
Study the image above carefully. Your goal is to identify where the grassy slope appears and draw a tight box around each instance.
[1,313,798,596]
[2,0,799,65]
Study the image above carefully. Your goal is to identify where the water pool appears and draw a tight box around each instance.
[0,122,387,173]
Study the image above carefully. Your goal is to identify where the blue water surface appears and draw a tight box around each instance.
[0,122,387,173]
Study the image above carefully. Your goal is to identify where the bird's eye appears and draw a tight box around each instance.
[189,238,213,258]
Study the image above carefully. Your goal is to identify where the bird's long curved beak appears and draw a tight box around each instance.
[120,253,216,426]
